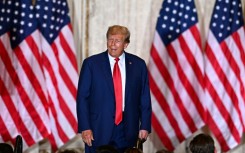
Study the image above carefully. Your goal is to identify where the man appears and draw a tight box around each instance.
[76,25,152,153]
[189,133,215,153]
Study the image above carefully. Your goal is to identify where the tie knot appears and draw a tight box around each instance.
[115,58,120,62]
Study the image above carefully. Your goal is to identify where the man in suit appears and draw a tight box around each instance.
[76,25,152,153]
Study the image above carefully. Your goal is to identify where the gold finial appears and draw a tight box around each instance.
[32,0,36,6]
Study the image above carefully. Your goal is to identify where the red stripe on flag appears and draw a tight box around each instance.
[0,116,13,143]
[59,30,78,72]
[190,26,202,53]
[48,95,69,142]
[48,133,58,151]
[206,111,229,151]
[232,32,245,67]
[152,113,174,151]
[25,35,43,72]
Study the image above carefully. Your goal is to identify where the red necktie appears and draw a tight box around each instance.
[113,58,123,125]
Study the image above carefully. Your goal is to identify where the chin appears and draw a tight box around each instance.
[109,52,118,57]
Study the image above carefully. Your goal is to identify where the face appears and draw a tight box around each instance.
[107,34,128,58]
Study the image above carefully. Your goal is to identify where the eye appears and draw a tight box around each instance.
[115,40,122,44]
[107,39,123,44]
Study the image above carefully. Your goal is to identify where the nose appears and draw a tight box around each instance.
[110,40,116,46]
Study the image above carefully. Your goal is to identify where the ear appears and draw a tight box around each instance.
[124,43,129,49]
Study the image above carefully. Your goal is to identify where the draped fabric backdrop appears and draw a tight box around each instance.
[66,0,245,153]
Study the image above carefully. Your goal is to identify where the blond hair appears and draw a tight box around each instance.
[106,25,130,43]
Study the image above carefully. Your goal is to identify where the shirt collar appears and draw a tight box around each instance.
[108,52,125,63]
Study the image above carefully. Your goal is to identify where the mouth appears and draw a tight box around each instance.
[111,49,117,52]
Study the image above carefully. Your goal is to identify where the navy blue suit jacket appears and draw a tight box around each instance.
[76,51,151,146]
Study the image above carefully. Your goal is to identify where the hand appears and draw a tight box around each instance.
[138,130,148,141]
[81,129,94,146]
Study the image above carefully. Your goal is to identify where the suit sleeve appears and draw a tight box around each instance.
[140,61,152,133]
[76,59,91,132]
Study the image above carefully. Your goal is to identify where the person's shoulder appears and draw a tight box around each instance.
[80,51,106,67]
[83,51,107,63]
[125,52,146,65]
[85,51,106,61]
[125,52,145,63]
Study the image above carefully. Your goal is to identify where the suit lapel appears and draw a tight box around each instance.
[101,51,114,94]
[125,53,133,102]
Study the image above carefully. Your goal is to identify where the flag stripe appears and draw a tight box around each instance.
[0,116,13,143]
[0,94,18,144]
[238,27,245,66]
[48,132,58,151]
[205,110,230,151]
[59,26,78,72]
[152,113,174,150]
[48,95,69,143]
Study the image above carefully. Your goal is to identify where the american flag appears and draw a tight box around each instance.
[36,0,78,150]
[0,0,78,151]
[0,0,51,149]
[148,0,206,151]
[204,0,245,151]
